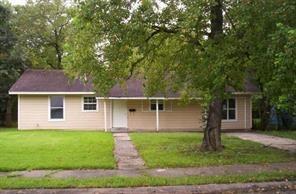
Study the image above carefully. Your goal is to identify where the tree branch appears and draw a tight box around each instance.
[127,56,145,79]
[151,25,179,33]
[128,37,167,79]
[145,25,179,42]
[222,6,236,32]
[145,30,161,42]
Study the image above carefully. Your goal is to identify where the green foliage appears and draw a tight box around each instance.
[63,0,247,99]
[13,0,71,69]
[230,0,296,113]
[0,2,25,125]
[130,132,295,168]
[0,129,115,171]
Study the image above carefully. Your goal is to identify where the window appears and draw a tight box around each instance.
[150,100,164,111]
[49,96,64,120]
[222,98,236,120]
[83,96,97,111]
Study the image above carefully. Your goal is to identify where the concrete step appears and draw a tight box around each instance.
[111,128,128,133]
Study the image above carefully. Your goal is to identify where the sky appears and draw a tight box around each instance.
[8,0,27,5]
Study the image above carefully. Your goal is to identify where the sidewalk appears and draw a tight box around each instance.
[1,162,295,179]
[1,181,295,194]
[113,133,146,170]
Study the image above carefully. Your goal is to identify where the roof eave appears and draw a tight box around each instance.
[232,92,261,95]
[9,91,96,95]
[96,97,185,100]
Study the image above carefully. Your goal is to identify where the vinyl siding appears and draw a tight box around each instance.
[18,95,110,130]
[18,95,252,131]
[127,96,252,131]
[127,100,203,131]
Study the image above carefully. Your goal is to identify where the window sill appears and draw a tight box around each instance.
[48,119,65,122]
[82,110,99,112]
[222,119,237,122]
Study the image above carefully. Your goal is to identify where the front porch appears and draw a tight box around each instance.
[100,95,252,132]
[100,98,203,132]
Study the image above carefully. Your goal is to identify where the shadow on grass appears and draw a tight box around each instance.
[0,128,17,132]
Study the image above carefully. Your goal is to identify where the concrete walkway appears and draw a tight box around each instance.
[1,162,295,179]
[113,133,146,170]
[1,181,295,194]
[227,132,296,153]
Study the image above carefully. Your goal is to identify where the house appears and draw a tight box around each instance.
[9,69,259,131]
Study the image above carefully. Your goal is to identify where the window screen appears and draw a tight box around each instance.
[50,96,64,120]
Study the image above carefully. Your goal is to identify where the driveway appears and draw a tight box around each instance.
[227,132,296,153]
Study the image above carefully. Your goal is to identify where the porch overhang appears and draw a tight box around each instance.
[96,97,183,100]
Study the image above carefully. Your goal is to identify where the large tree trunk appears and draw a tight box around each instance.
[200,0,224,151]
[201,97,223,151]
[4,97,13,127]
[54,29,62,69]
[259,96,271,130]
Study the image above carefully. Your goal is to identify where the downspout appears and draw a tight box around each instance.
[104,100,107,132]
[244,97,247,129]
[110,100,112,129]
[156,100,159,131]
[18,95,20,130]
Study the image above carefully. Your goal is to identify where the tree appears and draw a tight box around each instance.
[64,0,250,151]
[230,0,296,130]
[0,2,26,126]
[13,0,71,69]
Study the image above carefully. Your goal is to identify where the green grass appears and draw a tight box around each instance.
[130,132,296,168]
[0,171,295,189]
[258,130,296,140]
[0,128,115,171]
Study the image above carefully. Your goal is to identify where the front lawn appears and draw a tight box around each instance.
[130,132,296,168]
[258,130,296,140]
[0,128,115,171]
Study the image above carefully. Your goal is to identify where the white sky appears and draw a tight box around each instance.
[8,0,27,5]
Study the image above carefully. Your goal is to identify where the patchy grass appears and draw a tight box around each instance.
[0,128,115,171]
[0,171,295,189]
[258,130,296,140]
[130,133,296,168]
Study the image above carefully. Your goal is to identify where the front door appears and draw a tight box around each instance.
[112,100,128,128]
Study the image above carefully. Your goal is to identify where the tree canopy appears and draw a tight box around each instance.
[13,0,71,69]
[64,0,247,98]
[0,1,26,126]
[231,0,296,128]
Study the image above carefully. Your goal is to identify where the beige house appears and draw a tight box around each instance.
[9,70,258,131]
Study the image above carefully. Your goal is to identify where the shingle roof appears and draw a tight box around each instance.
[225,78,260,93]
[109,79,180,98]
[9,69,93,92]
[9,69,260,96]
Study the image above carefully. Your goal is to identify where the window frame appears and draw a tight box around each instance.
[149,100,165,112]
[222,98,237,121]
[48,96,65,121]
[82,96,98,112]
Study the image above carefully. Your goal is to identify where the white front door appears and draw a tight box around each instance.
[112,100,128,128]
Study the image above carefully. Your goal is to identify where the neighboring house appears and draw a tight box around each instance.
[9,69,259,131]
